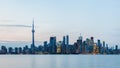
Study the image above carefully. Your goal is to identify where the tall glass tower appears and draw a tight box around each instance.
[66,35,69,45]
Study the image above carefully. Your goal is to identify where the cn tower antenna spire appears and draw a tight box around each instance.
[32,18,34,31]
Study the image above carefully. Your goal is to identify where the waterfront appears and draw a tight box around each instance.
[0,55,119,68]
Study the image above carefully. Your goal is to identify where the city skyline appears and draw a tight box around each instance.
[0,19,119,55]
[0,0,120,47]
[0,26,119,54]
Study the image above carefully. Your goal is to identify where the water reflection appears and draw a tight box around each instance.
[31,56,36,68]
[0,55,120,68]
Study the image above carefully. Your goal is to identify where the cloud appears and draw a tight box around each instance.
[0,20,15,23]
[0,24,31,28]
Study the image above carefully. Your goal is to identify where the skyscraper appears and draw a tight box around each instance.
[78,34,83,46]
[61,35,69,54]
[103,41,105,54]
[44,41,48,52]
[78,34,83,53]
[62,36,66,54]
[103,41,105,48]
[63,36,66,45]
[89,37,94,53]
[49,37,57,54]
[115,45,118,54]
[66,35,69,45]
[63,35,69,45]
[66,35,69,54]
[97,39,101,53]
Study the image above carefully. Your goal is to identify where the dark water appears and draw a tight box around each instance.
[0,55,119,68]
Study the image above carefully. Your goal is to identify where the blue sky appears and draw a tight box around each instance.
[0,0,120,47]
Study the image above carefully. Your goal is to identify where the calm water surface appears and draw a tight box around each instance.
[0,55,119,68]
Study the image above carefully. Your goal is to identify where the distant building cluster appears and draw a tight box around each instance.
[0,35,119,55]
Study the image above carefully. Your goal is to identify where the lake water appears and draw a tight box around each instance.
[0,55,119,68]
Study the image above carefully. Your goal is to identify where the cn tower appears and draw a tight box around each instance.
[32,19,35,48]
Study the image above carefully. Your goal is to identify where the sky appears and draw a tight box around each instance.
[0,0,120,47]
